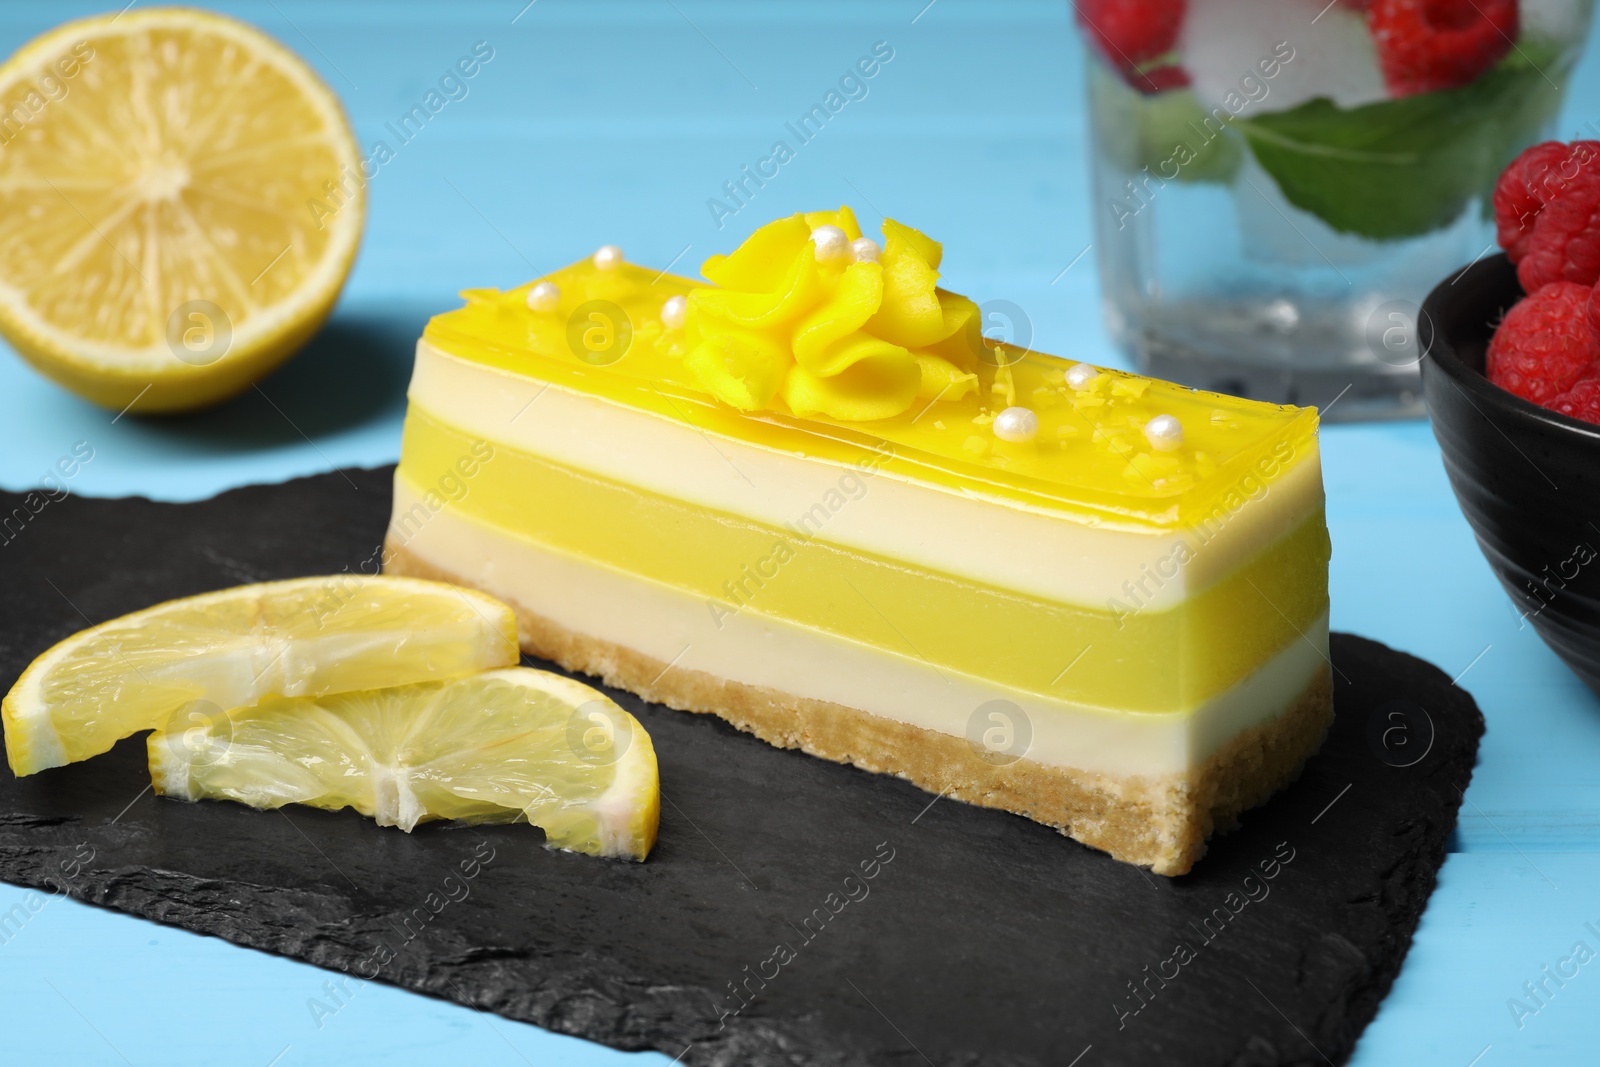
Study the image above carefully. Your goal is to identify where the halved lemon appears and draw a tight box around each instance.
[148,667,660,860]
[2,575,518,776]
[0,8,365,412]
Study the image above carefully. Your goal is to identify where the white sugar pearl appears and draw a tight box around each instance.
[810,225,850,264]
[1144,414,1184,452]
[661,294,687,330]
[850,237,881,263]
[525,281,560,313]
[1066,362,1100,390]
[592,244,624,270]
[993,406,1040,444]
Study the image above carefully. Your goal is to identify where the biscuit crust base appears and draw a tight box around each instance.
[387,541,1333,876]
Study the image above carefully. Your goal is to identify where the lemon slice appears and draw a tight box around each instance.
[2,576,518,776]
[0,8,364,412]
[148,667,660,860]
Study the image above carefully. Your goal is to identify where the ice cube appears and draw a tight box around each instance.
[1178,0,1388,116]
[1523,0,1590,45]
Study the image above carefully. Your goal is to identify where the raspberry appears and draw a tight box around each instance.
[1076,0,1187,93]
[1487,282,1600,405]
[1366,0,1518,98]
[1495,142,1575,261]
[1591,282,1600,348]
[1137,63,1191,92]
[1516,165,1600,291]
[1548,379,1600,425]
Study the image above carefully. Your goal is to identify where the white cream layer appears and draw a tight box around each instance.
[411,340,1324,612]
[390,474,1329,779]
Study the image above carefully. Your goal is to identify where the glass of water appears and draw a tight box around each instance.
[1077,0,1592,419]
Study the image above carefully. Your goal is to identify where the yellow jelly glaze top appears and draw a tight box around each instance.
[423,207,1321,531]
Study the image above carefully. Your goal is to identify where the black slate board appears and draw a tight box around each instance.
[0,467,1482,1067]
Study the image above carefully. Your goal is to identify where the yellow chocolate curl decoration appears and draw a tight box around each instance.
[682,208,981,422]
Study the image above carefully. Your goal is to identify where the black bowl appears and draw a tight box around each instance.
[1420,252,1600,694]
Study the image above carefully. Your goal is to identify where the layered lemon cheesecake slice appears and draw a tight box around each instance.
[384,209,1331,875]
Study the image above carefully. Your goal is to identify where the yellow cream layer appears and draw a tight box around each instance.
[409,340,1325,611]
[397,405,1329,714]
[426,258,1321,532]
[388,473,1329,778]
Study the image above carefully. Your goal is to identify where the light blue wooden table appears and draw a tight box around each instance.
[1,2,1596,1063]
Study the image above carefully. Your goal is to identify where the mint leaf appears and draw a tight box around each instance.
[1235,51,1569,240]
